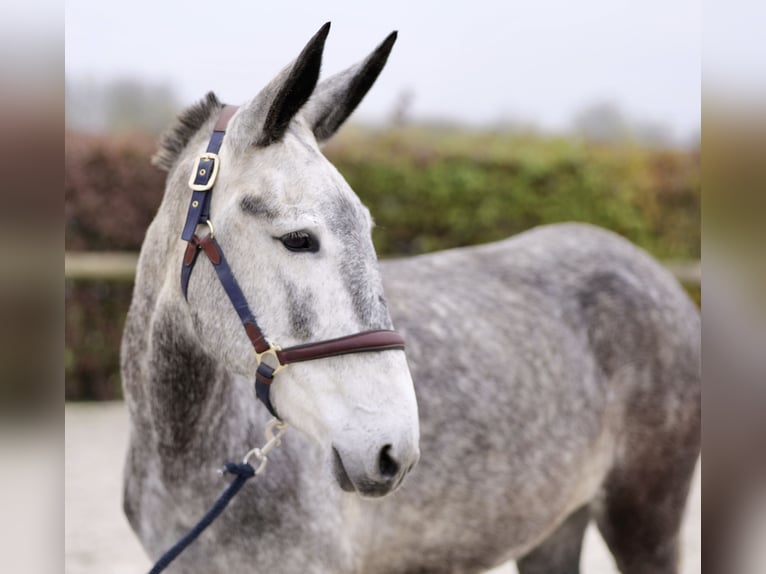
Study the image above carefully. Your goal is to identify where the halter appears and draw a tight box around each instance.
[179,105,406,418]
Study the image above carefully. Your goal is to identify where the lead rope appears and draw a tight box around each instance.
[147,419,288,574]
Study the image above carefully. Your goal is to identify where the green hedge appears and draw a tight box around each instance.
[65,127,699,400]
[325,127,699,260]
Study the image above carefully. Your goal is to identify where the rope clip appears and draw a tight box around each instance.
[236,418,289,476]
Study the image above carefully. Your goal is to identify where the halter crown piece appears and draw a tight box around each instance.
[179,106,406,418]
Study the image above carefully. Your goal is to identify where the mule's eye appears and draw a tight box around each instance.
[279,231,319,253]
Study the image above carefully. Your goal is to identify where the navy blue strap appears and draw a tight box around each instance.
[201,236,276,416]
[255,363,278,418]
[147,462,256,574]
[177,105,279,416]
[180,108,236,241]
[181,238,202,299]
[176,104,276,418]
[198,236,262,332]
[194,235,277,417]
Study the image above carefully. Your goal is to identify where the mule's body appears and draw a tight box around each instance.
[122,25,699,574]
[374,224,700,574]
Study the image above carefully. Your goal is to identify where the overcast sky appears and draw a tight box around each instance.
[66,1,703,138]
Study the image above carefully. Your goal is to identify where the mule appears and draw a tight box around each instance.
[122,23,700,574]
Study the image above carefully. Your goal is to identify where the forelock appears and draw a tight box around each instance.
[152,92,224,171]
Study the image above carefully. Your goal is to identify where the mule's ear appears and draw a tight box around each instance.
[302,31,397,143]
[243,22,331,146]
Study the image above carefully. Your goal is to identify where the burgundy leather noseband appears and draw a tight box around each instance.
[179,106,405,418]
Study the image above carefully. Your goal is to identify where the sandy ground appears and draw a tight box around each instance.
[65,402,700,573]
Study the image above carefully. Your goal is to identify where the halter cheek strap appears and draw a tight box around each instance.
[180,106,405,419]
[180,105,238,243]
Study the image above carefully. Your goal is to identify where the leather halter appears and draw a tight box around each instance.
[179,105,405,418]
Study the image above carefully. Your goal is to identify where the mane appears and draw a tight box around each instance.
[152,91,224,171]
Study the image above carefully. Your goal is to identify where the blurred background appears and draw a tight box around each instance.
[65,1,701,400]
[62,5,707,572]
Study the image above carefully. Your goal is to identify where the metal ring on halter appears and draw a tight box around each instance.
[200,219,215,239]
[255,342,287,375]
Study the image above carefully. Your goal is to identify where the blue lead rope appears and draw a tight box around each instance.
[147,462,256,574]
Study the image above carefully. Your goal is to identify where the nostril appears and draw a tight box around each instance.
[378,444,400,480]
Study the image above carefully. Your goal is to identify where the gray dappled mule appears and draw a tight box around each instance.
[122,23,700,574]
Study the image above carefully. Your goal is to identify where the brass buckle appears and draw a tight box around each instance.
[188,152,220,191]
[256,342,287,375]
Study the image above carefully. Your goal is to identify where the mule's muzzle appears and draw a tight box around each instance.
[332,443,419,498]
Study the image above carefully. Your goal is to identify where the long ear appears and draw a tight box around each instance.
[240,22,331,147]
[302,31,397,143]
